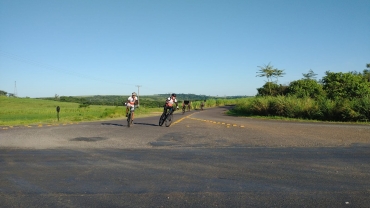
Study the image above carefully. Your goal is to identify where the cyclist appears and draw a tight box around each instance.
[164,93,179,115]
[182,100,191,112]
[201,100,205,110]
[126,92,138,121]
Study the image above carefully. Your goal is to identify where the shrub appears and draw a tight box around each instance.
[322,71,370,100]
[249,97,270,116]
[287,79,325,99]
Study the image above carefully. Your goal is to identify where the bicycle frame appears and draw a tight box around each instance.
[127,106,135,127]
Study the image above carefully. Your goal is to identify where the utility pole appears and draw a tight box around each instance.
[14,81,18,97]
[136,85,142,107]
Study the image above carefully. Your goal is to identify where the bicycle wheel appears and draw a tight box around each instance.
[159,113,166,126]
[182,106,185,114]
[165,113,173,127]
[127,112,132,127]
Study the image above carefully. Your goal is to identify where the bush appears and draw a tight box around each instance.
[352,96,370,121]
[232,96,370,122]
[287,79,325,99]
[322,71,370,100]
[256,82,287,96]
[249,97,270,116]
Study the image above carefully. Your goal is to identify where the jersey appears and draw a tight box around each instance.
[127,96,138,107]
[166,97,177,107]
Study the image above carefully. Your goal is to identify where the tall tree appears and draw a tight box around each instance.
[363,69,370,82]
[274,69,286,83]
[302,69,318,80]
[364,63,370,82]
[256,63,275,95]
[256,63,275,82]
[256,63,285,95]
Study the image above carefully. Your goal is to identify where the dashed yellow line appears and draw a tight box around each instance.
[172,114,192,125]
[187,117,245,128]
[0,122,79,130]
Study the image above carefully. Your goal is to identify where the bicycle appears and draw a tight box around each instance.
[159,107,175,127]
[127,105,135,127]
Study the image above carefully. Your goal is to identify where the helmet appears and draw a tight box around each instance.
[132,92,137,96]
[171,93,176,97]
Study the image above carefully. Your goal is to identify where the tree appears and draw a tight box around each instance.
[274,69,286,83]
[256,82,288,96]
[256,82,279,96]
[287,79,325,99]
[362,69,370,82]
[0,90,7,96]
[302,69,318,80]
[363,63,370,82]
[322,71,370,100]
[256,63,285,95]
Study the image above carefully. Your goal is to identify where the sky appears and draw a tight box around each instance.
[0,0,369,98]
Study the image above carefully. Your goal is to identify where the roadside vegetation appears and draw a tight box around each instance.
[229,63,370,123]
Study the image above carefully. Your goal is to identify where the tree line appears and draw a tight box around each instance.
[39,94,226,108]
[255,63,370,99]
[236,63,370,122]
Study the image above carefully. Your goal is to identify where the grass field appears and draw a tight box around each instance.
[0,97,163,126]
[0,96,240,126]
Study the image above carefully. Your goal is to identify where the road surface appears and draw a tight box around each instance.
[1,106,369,207]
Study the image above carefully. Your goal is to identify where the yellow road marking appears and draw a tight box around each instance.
[185,115,245,128]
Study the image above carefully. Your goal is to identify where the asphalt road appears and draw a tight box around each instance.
[1,106,370,207]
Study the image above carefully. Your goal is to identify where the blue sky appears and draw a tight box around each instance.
[1,0,369,98]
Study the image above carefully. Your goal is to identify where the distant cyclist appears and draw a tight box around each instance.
[126,92,138,121]
[201,100,205,110]
[182,100,191,112]
[164,93,179,115]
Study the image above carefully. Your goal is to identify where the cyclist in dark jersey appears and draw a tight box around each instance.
[182,100,191,112]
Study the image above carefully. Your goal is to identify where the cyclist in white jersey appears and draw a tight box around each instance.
[126,92,138,121]
[164,93,179,114]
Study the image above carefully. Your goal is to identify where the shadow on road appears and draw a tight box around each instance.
[101,123,124,127]
[134,122,158,127]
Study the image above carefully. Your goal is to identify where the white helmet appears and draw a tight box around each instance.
[132,92,137,96]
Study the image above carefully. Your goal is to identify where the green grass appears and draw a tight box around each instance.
[0,97,163,126]
[0,96,243,126]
